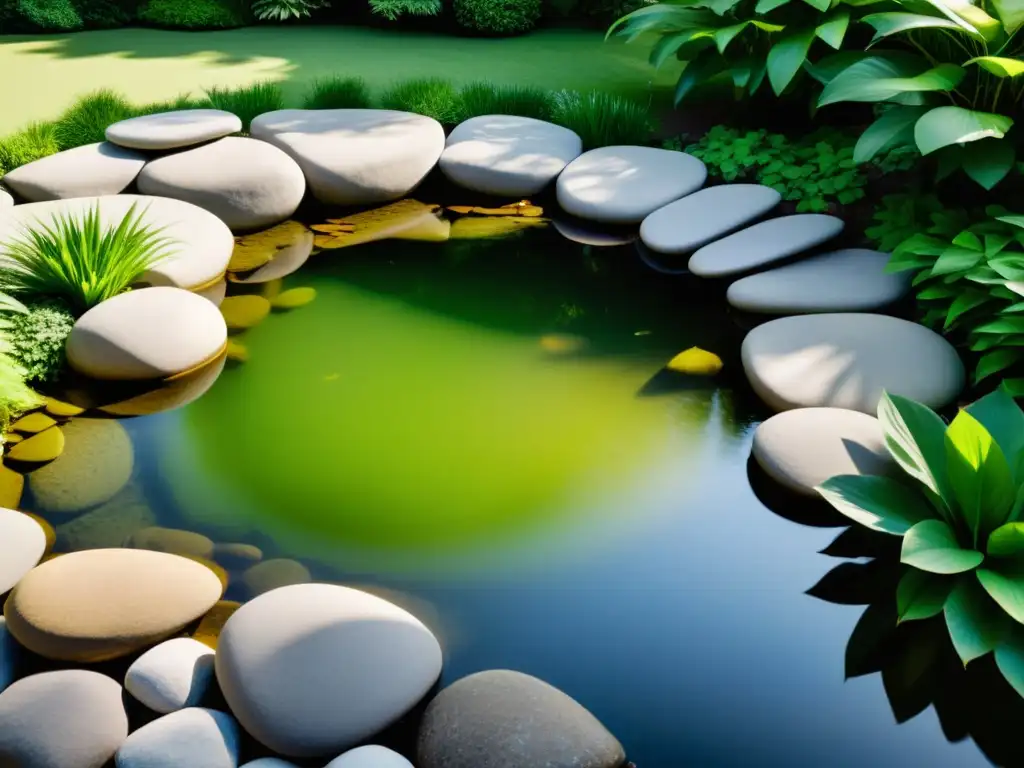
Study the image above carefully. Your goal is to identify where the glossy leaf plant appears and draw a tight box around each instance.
[817,387,1024,698]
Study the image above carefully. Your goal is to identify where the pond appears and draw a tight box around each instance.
[13,197,1007,767]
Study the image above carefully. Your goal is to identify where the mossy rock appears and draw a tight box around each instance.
[54,483,156,552]
[44,398,85,418]
[220,295,271,331]
[260,279,283,300]
[0,463,25,508]
[212,542,263,569]
[192,600,242,649]
[6,426,65,464]
[270,287,316,310]
[11,412,57,434]
[229,221,310,273]
[243,558,311,597]
[125,526,215,560]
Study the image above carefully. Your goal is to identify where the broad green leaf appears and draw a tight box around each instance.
[975,349,1019,384]
[944,574,1009,664]
[915,106,1014,155]
[988,522,1024,556]
[998,214,1024,230]
[767,28,816,95]
[714,23,748,55]
[957,2,1002,38]
[963,139,1016,190]
[854,106,929,163]
[974,316,1024,333]
[820,58,965,107]
[897,568,953,621]
[816,475,935,535]
[902,519,984,573]
[968,388,1024,479]
[920,0,982,34]
[607,3,715,37]
[990,0,1024,33]
[931,245,982,275]
[751,19,785,31]
[946,410,1016,539]
[945,289,990,328]
[977,566,1024,623]
[674,50,726,104]
[816,10,850,49]
[650,30,715,69]
[755,0,790,10]
[877,392,954,508]
[804,51,872,85]
[995,628,1024,699]
[965,56,1024,78]
[861,11,964,41]
[707,0,742,14]
[802,0,830,9]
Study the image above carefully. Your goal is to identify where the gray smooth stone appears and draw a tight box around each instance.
[727,249,910,313]
[3,142,146,202]
[125,638,216,714]
[115,708,239,768]
[688,214,845,277]
[106,110,242,151]
[417,669,625,768]
[0,188,12,208]
[640,183,781,254]
[741,313,965,413]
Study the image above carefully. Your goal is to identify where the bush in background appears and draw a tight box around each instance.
[4,300,75,384]
[302,76,373,109]
[453,0,541,36]
[0,0,82,32]
[369,0,440,21]
[203,81,284,131]
[72,0,138,28]
[137,0,248,28]
[459,82,552,121]
[0,122,60,176]
[52,89,134,150]
[252,0,326,21]
[551,90,650,150]
[380,78,463,124]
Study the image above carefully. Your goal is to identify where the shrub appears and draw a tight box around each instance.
[0,292,40,437]
[380,78,463,125]
[369,0,440,20]
[73,0,137,27]
[458,82,553,121]
[4,300,75,384]
[302,76,373,110]
[53,89,135,151]
[203,82,284,132]
[0,122,60,176]
[0,202,176,314]
[138,0,247,28]
[252,0,326,21]
[866,193,943,253]
[550,90,651,150]
[453,0,541,35]
[1,0,83,31]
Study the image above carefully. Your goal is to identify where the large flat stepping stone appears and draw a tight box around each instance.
[440,115,582,196]
[0,195,233,290]
[416,669,625,768]
[106,109,242,150]
[0,670,128,767]
[3,142,146,202]
[556,145,706,224]
[752,408,894,495]
[67,287,227,381]
[689,214,845,278]
[4,548,224,662]
[138,136,306,232]
[742,313,965,413]
[0,507,47,594]
[250,109,445,206]
[640,183,781,254]
[727,249,911,313]
[216,583,442,757]
[115,708,239,768]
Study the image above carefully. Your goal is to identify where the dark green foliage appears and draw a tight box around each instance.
[53,89,135,151]
[203,82,283,131]
[550,90,650,150]
[73,0,139,28]
[138,0,248,28]
[458,82,553,121]
[453,0,541,35]
[0,122,60,176]
[252,0,326,21]
[0,0,83,32]
[546,0,648,25]
[380,78,462,125]
[866,194,943,253]
[5,300,75,384]
[368,0,440,20]
[302,77,373,110]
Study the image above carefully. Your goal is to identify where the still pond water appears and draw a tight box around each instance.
[24,207,1013,767]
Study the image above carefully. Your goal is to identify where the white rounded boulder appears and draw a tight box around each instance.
[556,146,706,224]
[250,109,445,206]
[215,583,443,757]
[326,746,414,768]
[0,188,12,208]
[106,109,242,150]
[741,313,965,413]
[0,507,47,594]
[67,287,227,380]
[125,637,216,714]
[138,137,306,231]
[440,115,582,196]
[115,708,240,768]
[2,142,147,202]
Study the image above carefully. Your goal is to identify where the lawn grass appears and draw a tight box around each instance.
[0,25,675,135]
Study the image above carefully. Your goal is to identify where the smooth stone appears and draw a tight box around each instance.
[126,527,215,559]
[688,213,845,277]
[640,183,781,254]
[556,146,706,225]
[0,464,23,508]
[726,249,911,313]
[242,558,311,597]
[250,109,445,206]
[196,278,228,306]
[138,137,306,232]
[213,543,263,569]
[752,408,895,495]
[115,707,239,768]
[0,617,16,694]
[107,110,242,150]
[6,425,64,463]
[270,287,316,310]
[0,188,12,208]
[23,512,56,555]
[11,411,57,433]
[326,746,414,768]
[55,483,157,551]
[4,548,224,662]
[0,195,234,290]
[440,115,582,196]
[3,142,147,201]
[417,669,625,768]
[97,355,227,417]
[228,232,313,285]
[0,507,47,594]
[550,217,636,247]
[125,638,216,714]
[0,670,128,768]
[216,583,443,757]
[29,417,133,514]
[192,601,241,649]
[220,295,271,331]
[741,313,966,413]
[240,761,299,768]
[67,287,228,380]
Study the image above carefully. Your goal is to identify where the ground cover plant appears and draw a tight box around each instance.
[0,122,59,177]
[302,76,373,109]
[0,291,40,437]
[380,78,465,124]
[3,300,76,384]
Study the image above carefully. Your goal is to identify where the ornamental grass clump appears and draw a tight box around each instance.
[458,82,554,121]
[203,82,284,132]
[380,78,463,125]
[53,89,135,150]
[0,122,60,176]
[0,203,175,315]
[818,389,1024,697]
[302,76,373,110]
[550,90,652,150]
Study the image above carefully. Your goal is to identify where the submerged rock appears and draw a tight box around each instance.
[666,347,723,376]
[55,483,156,551]
[126,526,215,559]
[192,600,242,650]
[242,558,311,597]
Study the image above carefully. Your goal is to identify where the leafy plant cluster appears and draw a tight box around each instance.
[819,389,1024,699]
[453,0,542,34]
[136,0,250,27]
[3,300,76,384]
[367,0,440,21]
[0,292,41,438]
[252,0,326,21]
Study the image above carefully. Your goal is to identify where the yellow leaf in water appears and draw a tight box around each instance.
[310,223,355,234]
[313,200,443,249]
[220,295,271,331]
[230,221,311,273]
[449,216,548,240]
[226,340,249,363]
[666,347,723,376]
[393,215,451,243]
[271,287,317,310]
[447,201,544,217]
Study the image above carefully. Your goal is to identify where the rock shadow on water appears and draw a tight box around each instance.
[746,455,850,528]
